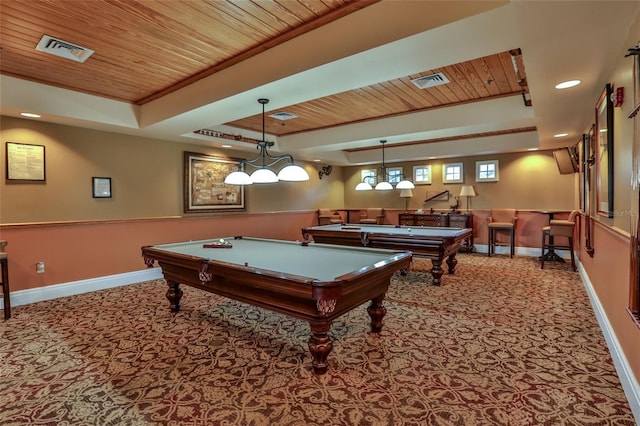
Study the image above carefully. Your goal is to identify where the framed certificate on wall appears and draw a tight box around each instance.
[6,142,46,182]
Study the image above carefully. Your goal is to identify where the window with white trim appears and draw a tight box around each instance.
[361,169,376,184]
[413,165,432,184]
[387,167,403,184]
[443,162,463,183]
[476,160,499,182]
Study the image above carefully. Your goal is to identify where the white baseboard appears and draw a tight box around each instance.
[1,268,163,308]
[473,244,571,259]
[578,262,640,424]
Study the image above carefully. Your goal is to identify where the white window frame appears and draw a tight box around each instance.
[387,166,403,184]
[361,169,376,184]
[476,160,499,182]
[413,165,432,185]
[442,162,464,184]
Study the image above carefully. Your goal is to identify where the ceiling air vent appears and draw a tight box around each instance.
[35,35,94,63]
[410,72,450,89]
[269,112,297,121]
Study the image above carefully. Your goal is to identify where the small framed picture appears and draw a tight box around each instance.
[92,177,112,198]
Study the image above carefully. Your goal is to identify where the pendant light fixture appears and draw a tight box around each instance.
[355,140,415,191]
[224,98,309,185]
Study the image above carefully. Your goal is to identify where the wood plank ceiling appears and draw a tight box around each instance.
[227,50,529,137]
[0,0,374,103]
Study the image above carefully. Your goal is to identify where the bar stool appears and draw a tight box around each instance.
[487,209,518,258]
[541,210,579,271]
[0,240,10,320]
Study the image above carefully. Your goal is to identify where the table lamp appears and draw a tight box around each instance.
[459,185,476,213]
[399,189,414,212]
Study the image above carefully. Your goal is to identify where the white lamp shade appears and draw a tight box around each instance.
[396,179,415,190]
[224,170,253,185]
[355,182,373,191]
[277,164,310,181]
[399,189,414,198]
[250,168,279,183]
[459,185,476,197]
[375,181,393,191]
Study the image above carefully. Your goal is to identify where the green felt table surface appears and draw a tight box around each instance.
[149,237,405,282]
[305,223,469,237]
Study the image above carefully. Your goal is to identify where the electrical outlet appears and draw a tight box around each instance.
[36,262,45,274]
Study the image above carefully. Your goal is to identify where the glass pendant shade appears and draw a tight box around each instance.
[224,170,253,185]
[355,181,373,191]
[250,168,278,183]
[396,179,415,190]
[278,164,310,181]
[374,181,393,190]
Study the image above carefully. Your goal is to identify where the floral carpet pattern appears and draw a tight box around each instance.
[0,254,635,425]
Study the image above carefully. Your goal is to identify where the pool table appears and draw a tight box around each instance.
[301,223,472,286]
[141,236,412,374]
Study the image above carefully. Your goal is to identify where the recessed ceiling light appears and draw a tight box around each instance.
[555,80,581,89]
[20,112,41,118]
[313,159,321,162]
[221,144,232,148]
[528,148,538,151]
[428,156,436,160]
[554,133,569,138]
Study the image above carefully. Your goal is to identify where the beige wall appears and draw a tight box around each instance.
[0,116,580,225]
[0,116,344,224]
[344,150,577,212]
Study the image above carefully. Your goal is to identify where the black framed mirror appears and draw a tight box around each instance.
[595,83,614,218]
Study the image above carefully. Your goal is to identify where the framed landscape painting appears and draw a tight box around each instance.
[183,151,245,213]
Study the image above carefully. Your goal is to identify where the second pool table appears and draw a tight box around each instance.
[301,223,472,285]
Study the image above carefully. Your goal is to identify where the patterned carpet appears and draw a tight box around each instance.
[0,254,635,425]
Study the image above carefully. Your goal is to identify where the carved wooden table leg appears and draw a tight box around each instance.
[446,254,458,274]
[367,295,387,332]
[308,322,332,374]
[166,280,183,312]
[430,260,444,286]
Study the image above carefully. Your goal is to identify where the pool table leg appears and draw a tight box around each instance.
[446,254,458,274]
[367,295,387,332]
[308,322,333,374]
[166,280,184,312]
[430,260,444,286]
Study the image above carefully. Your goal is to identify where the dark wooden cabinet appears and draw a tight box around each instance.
[398,212,474,252]
[399,213,449,226]
[398,213,414,226]
[416,213,448,227]
[448,213,473,252]
[448,213,470,228]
